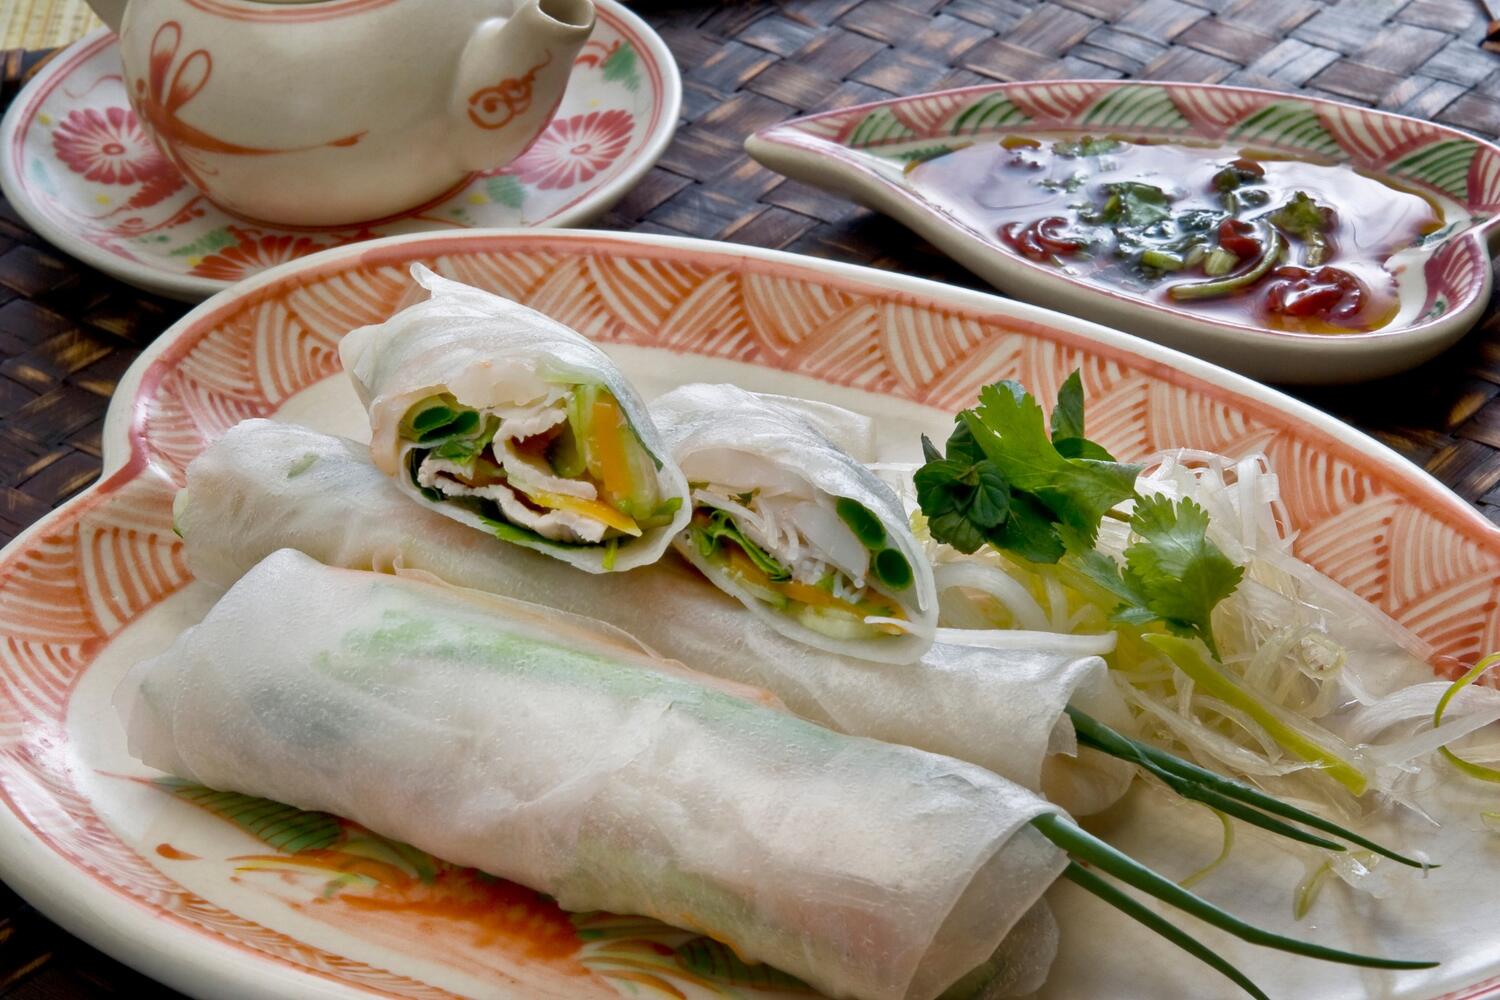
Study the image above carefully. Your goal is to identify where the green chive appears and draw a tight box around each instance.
[1067,708,1430,869]
[1063,862,1268,1000]
[1030,813,1436,970]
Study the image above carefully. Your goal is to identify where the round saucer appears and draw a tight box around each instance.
[0,2,680,301]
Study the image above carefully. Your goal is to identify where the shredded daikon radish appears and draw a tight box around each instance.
[903,447,1500,830]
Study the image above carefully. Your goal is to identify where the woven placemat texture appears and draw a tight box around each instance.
[2,0,1500,995]
[0,0,99,51]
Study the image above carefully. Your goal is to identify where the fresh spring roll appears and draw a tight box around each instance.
[650,384,938,664]
[338,265,690,572]
[173,420,1134,815]
[119,549,1067,1000]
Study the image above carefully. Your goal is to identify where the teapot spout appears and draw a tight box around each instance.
[448,0,596,174]
[84,0,127,34]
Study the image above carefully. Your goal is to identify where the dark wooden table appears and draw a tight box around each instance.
[2,1,1500,995]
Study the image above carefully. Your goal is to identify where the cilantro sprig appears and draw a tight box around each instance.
[915,371,1243,655]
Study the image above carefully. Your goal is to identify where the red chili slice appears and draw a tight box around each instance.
[1000,216,1085,262]
[1262,265,1366,321]
[1217,218,1261,259]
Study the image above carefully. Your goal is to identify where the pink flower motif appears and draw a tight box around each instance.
[510,109,633,191]
[189,227,333,281]
[52,106,172,185]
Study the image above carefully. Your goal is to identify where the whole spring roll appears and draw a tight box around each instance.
[651,384,938,664]
[120,549,1067,1000]
[339,265,690,572]
[174,420,1133,814]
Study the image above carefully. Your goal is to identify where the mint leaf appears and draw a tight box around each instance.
[913,447,1010,555]
[992,492,1064,564]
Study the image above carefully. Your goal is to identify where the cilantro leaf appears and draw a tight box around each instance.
[1059,495,1242,655]
[1086,181,1172,228]
[965,382,1139,548]
[1050,371,1117,462]
[1121,495,1243,658]
[1050,370,1087,443]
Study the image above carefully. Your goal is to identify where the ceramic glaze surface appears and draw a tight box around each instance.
[103,0,594,225]
[746,81,1500,382]
[0,3,677,300]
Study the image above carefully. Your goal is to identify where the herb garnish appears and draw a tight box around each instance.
[916,371,1243,653]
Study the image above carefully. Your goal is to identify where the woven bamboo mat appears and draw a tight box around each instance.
[0,0,98,52]
[2,0,1500,995]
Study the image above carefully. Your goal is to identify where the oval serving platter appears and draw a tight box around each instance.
[745,80,1500,384]
[3,230,1500,999]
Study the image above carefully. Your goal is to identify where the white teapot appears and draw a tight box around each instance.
[84,0,595,225]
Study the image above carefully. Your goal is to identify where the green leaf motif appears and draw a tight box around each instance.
[848,107,916,148]
[949,94,1029,136]
[168,226,237,258]
[155,778,342,853]
[1230,102,1341,159]
[602,41,640,92]
[1390,139,1477,202]
[485,173,527,209]
[1081,86,1189,131]
[883,143,956,164]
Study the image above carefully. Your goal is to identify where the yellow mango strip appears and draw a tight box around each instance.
[527,490,642,537]
[591,394,634,503]
[725,549,905,634]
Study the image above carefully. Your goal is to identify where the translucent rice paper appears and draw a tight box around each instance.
[120,550,1066,1000]
[651,383,938,664]
[175,420,1132,815]
[338,264,690,572]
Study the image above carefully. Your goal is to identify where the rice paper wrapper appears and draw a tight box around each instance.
[338,264,690,572]
[650,383,938,665]
[120,550,1066,1000]
[175,420,1131,815]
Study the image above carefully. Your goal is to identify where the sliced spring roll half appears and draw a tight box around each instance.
[173,420,1132,816]
[339,265,690,572]
[651,383,938,664]
[120,549,1066,1000]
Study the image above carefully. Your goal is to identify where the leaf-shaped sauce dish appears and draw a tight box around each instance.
[746,81,1500,384]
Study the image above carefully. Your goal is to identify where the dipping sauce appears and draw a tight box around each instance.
[906,135,1444,334]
